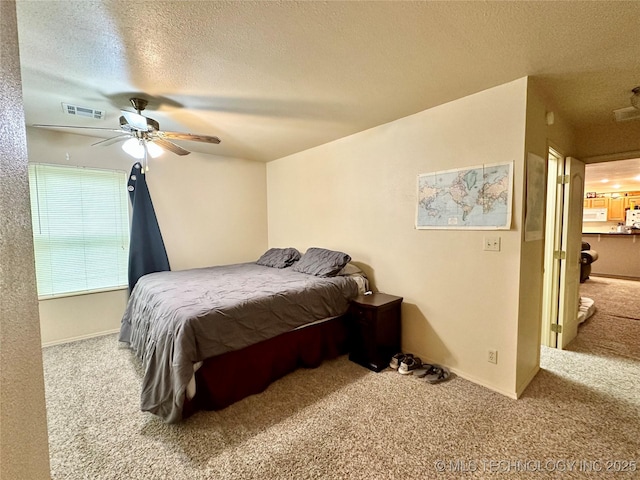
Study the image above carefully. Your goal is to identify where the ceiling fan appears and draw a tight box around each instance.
[613,86,640,122]
[631,87,640,109]
[33,97,221,167]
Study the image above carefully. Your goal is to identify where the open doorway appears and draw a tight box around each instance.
[543,153,640,351]
[582,157,640,281]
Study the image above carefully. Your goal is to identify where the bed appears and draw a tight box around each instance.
[119,247,366,423]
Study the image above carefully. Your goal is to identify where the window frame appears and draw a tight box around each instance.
[28,162,131,299]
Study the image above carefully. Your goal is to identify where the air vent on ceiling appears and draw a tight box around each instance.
[61,103,105,120]
[613,106,640,122]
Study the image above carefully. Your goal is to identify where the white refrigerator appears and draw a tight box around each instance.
[626,209,640,226]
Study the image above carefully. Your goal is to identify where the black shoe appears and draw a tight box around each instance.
[398,355,422,375]
[389,352,407,370]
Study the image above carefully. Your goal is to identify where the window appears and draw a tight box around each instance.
[28,163,130,297]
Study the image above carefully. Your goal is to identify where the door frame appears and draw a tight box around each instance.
[541,146,586,349]
[541,146,564,347]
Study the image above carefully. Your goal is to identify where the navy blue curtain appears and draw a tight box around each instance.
[127,163,170,292]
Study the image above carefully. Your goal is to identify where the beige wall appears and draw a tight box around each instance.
[0,0,51,477]
[26,128,268,345]
[517,79,576,393]
[143,144,268,271]
[39,289,129,346]
[268,78,530,397]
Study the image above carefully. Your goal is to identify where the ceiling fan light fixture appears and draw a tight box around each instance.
[122,138,164,159]
[122,138,145,159]
[146,141,164,158]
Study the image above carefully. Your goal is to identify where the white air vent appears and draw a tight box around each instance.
[613,106,640,122]
[61,103,105,120]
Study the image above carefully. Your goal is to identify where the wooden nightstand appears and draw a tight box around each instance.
[348,292,402,372]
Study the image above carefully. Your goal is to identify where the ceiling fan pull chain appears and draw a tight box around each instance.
[142,141,149,174]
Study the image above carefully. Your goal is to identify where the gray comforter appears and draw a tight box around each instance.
[119,262,359,423]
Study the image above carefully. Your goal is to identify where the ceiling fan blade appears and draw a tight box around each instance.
[120,110,149,131]
[161,131,221,144]
[91,134,131,147]
[151,138,191,156]
[32,124,123,133]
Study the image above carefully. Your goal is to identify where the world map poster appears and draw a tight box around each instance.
[416,162,513,230]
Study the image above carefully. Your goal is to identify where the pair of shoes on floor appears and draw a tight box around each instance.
[389,353,423,375]
[416,364,451,384]
[389,352,406,370]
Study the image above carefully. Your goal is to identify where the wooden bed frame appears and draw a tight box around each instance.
[182,314,350,419]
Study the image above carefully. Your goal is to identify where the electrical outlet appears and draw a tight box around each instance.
[488,349,498,364]
[484,236,501,251]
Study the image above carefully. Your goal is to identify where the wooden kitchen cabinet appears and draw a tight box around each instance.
[624,196,640,210]
[608,197,625,221]
[584,194,640,221]
[589,197,609,209]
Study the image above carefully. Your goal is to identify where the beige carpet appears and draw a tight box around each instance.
[577,275,640,361]
[42,279,640,479]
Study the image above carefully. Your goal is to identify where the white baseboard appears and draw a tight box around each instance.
[414,352,519,400]
[41,328,120,348]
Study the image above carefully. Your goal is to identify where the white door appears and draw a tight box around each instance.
[556,157,585,348]
[541,150,563,347]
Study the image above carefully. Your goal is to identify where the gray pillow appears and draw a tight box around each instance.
[256,247,301,268]
[292,247,351,277]
[337,263,364,276]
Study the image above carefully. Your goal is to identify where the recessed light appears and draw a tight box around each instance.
[613,184,621,189]
[635,175,640,181]
[601,179,609,183]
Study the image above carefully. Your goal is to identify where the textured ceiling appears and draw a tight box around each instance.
[584,157,640,194]
[15,0,640,162]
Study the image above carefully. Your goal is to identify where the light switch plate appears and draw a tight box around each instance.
[484,236,501,251]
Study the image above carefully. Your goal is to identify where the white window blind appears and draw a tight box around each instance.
[28,163,130,297]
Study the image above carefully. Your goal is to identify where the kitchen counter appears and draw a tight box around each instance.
[582,233,640,280]
[582,231,640,235]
